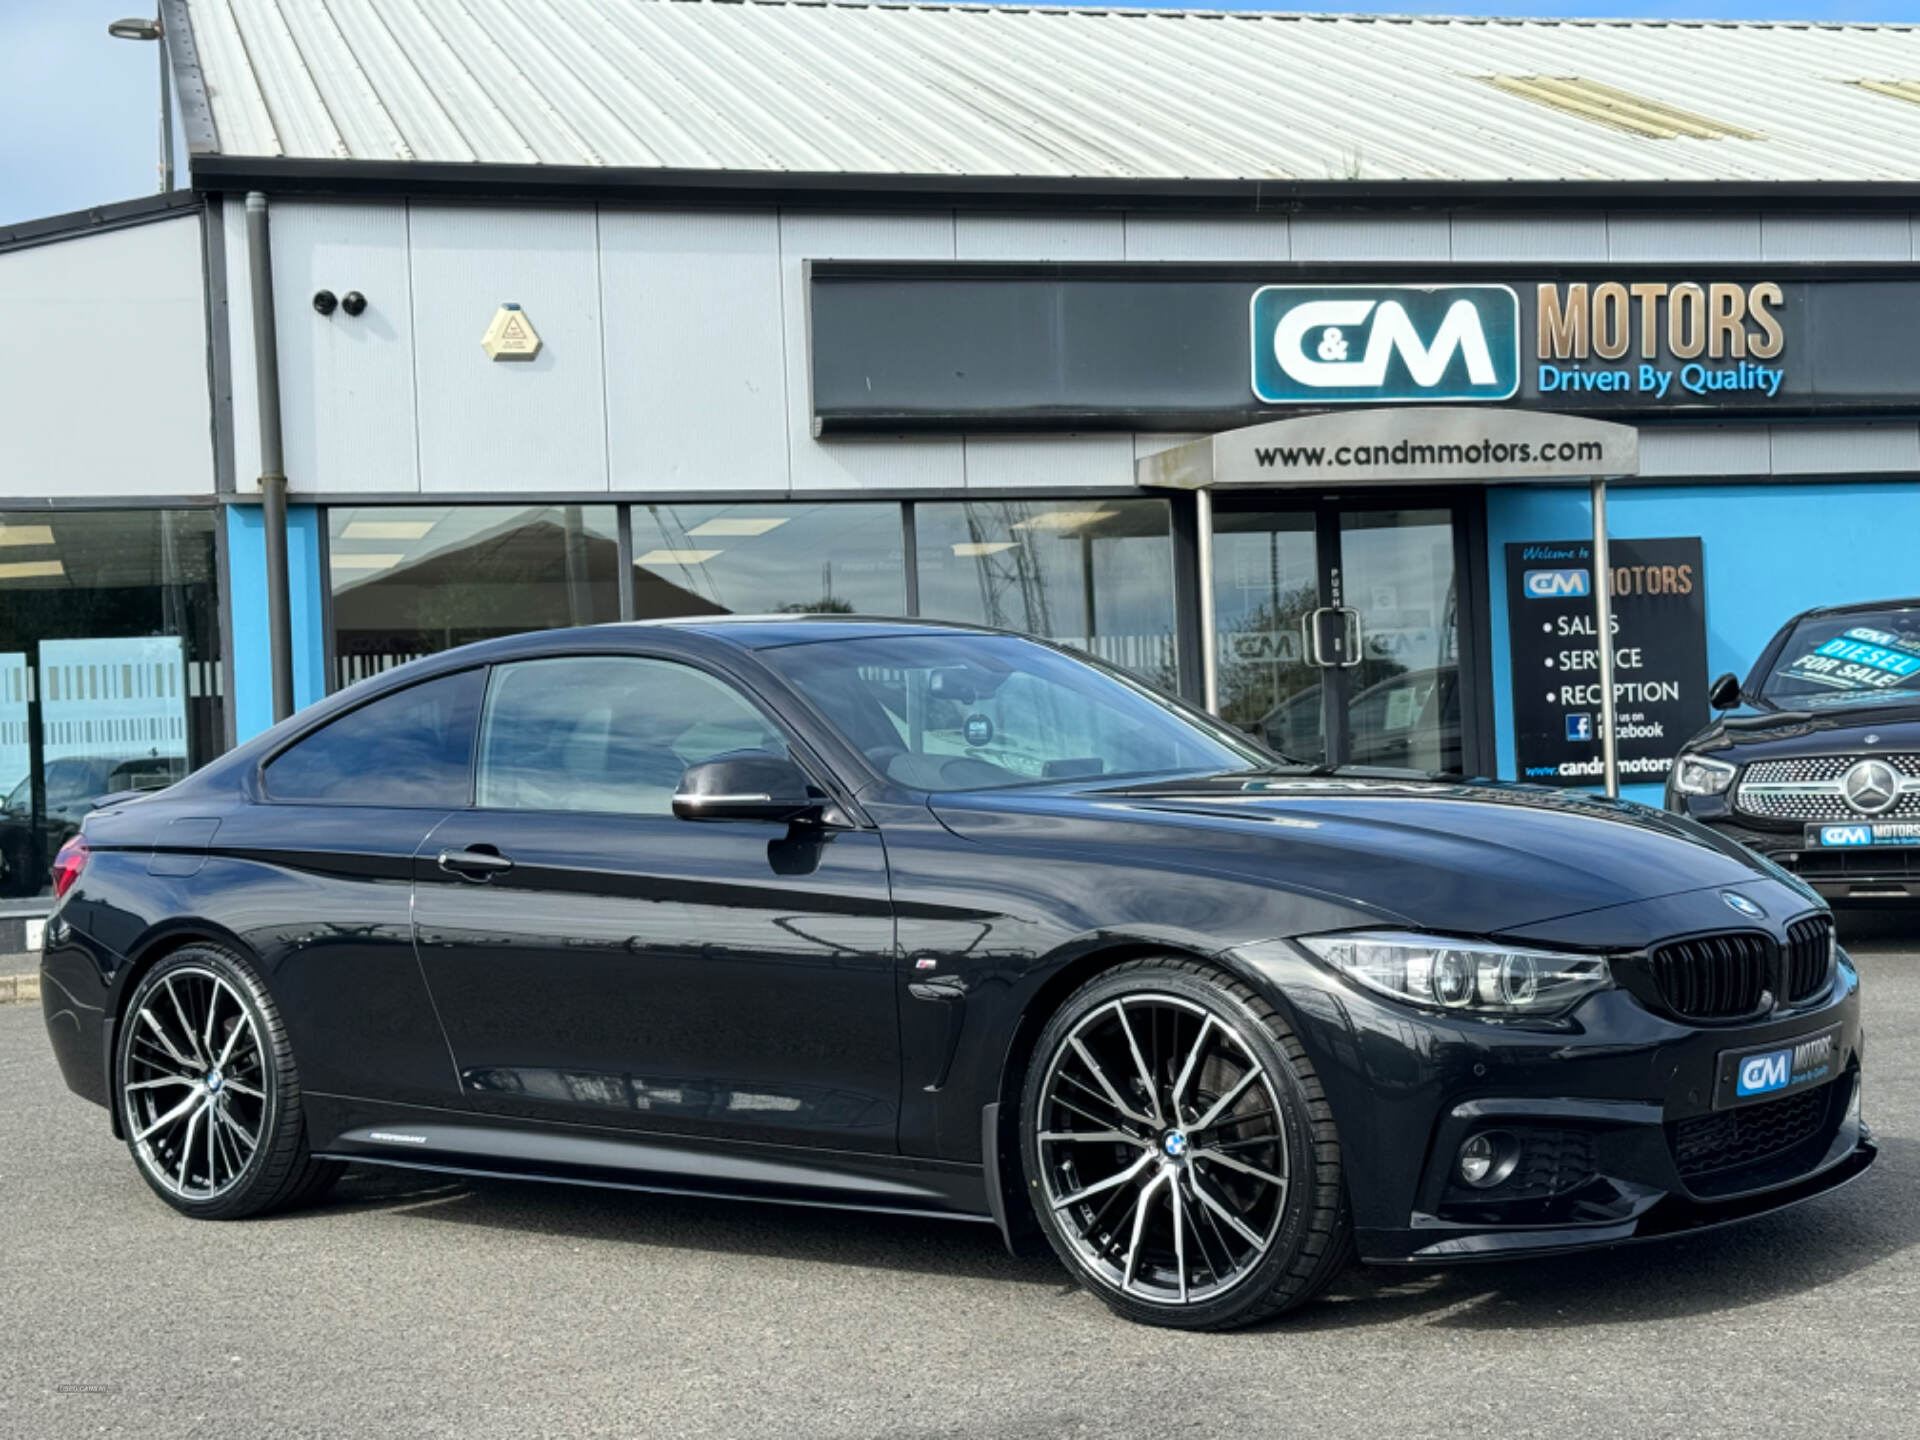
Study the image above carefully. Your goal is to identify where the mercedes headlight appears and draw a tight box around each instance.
[1672,753,1736,797]
[1296,932,1611,1016]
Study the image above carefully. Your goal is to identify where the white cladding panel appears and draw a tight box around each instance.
[600,210,790,493]
[1769,422,1920,475]
[1761,213,1913,262]
[0,215,212,499]
[1450,214,1610,262]
[955,215,1125,261]
[963,435,1136,490]
[1606,214,1764,262]
[1123,216,1290,262]
[408,205,609,493]
[225,200,259,491]
[271,201,419,494]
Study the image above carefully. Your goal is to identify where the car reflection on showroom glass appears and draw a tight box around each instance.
[41,618,1874,1333]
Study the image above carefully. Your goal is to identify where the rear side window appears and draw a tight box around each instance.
[476,655,788,815]
[264,669,484,806]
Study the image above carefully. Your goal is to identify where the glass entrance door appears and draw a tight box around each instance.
[1212,500,1467,775]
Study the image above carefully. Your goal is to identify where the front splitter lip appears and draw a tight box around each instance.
[1361,1130,1877,1265]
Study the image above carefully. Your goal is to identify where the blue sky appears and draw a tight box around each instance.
[3,0,1918,228]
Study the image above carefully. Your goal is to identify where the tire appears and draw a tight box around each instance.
[116,943,342,1219]
[1020,956,1351,1330]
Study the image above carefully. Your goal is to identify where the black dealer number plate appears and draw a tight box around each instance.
[1713,1025,1842,1111]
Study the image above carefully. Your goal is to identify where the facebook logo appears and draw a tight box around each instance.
[1565,713,1593,742]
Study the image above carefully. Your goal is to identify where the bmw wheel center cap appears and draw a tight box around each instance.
[1162,1130,1188,1159]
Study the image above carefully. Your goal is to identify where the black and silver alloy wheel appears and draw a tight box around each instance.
[118,944,342,1219]
[1022,959,1351,1329]
[124,965,266,1200]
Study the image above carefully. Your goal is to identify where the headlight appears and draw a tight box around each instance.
[1296,931,1612,1016]
[1672,753,1736,796]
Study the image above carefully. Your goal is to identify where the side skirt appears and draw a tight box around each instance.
[305,1093,995,1224]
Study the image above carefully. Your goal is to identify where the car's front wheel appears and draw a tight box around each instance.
[117,943,342,1218]
[1021,957,1351,1329]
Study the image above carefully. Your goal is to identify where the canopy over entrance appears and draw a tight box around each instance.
[1138,408,1639,490]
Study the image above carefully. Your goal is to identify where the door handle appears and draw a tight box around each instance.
[1339,607,1364,669]
[436,846,513,880]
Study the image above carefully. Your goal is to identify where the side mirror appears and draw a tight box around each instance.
[672,754,819,824]
[1708,672,1743,712]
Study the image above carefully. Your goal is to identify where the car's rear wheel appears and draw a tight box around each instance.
[1021,957,1351,1330]
[117,944,342,1218]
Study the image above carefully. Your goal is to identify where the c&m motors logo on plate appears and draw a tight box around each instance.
[1251,285,1521,405]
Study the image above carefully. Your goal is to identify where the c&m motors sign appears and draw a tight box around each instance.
[1250,285,1521,405]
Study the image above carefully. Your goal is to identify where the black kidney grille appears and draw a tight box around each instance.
[1670,1087,1828,1181]
[1648,931,1771,1019]
[1785,915,1834,1002]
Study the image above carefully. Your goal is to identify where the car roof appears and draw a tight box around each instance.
[1795,597,1920,621]
[637,614,1001,649]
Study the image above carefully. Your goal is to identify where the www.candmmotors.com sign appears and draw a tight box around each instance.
[1138,409,1638,489]
[1250,285,1521,405]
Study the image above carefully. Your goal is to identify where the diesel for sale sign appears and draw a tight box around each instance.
[1507,536,1708,788]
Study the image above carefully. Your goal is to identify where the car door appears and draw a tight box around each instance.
[411,650,900,1153]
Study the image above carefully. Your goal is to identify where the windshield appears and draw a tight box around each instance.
[1762,608,1920,702]
[763,633,1271,792]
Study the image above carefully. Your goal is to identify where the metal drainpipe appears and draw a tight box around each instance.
[246,192,295,723]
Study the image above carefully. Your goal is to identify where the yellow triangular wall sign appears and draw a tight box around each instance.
[481,303,543,361]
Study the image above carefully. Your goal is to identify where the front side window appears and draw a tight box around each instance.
[476,656,788,815]
[764,633,1264,792]
[1763,608,1920,704]
[264,669,483,806]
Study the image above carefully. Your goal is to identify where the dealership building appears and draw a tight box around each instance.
[7,0,1920,919]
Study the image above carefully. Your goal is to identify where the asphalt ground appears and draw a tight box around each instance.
[4,914,1918,1440]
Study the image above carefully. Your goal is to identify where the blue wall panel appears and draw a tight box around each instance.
[225,503,326,742]
[1488,480,1920,806]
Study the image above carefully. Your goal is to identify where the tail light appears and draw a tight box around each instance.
[52,835,89,899]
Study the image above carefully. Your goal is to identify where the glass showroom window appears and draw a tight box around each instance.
[0,509,221,898]
[328,506,619,688]
[914,500,1179,690]
[629,503,904,618]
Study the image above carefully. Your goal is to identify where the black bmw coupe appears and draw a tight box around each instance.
[1668,599,1920,907]
[40,619,1872,1330]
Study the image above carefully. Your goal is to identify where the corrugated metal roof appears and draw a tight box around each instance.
[170,2,1920,183]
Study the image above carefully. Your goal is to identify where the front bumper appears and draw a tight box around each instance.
[1238,926,1872,1266]
[1669,795,1920,903]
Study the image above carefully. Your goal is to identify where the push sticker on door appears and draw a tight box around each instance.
[1251,285,1521,405]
